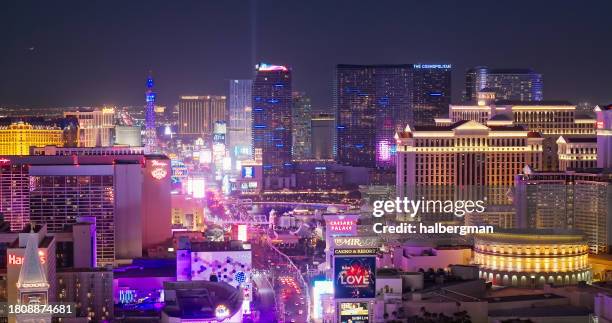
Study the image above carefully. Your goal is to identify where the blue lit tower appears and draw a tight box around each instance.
[252,63,292,190]
[144,74,158,154]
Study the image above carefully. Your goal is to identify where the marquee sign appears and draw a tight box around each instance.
[334,256,376,299]
[332,237,381,249]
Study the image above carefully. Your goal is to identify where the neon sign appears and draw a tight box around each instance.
[414,64,451,69]
[328,219,357,234]
[256,63,288,72]
[150,160,168,180]
[377,140,391,161]
[333,237,380,248]
[151,168,168,180]
[8,251,46,265]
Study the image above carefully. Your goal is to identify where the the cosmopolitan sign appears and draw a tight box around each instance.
[413,64,451,69]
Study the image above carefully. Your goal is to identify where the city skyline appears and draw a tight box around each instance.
[0,2,611,322]
[1,0,611,109]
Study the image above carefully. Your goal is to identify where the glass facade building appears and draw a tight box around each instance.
[465,67,543,102]
[291,91,312,160]
[228,79,253,159]
[335,64,412,169]
[412,64,452,126]
[252,63,293,189]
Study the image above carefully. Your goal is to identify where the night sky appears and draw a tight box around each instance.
[1,0,611,110]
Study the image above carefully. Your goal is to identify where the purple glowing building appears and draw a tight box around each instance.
[144,74,158,154]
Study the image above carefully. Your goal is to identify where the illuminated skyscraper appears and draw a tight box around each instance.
[228,79,253,159]
[144,74,158,154]
[412,64,452,126]
[465,66,543,102]
[335,64,412,168]
[292,91,312,159]
[252,63,293,189]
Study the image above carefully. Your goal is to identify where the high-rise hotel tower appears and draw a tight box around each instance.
[252,63,293,189]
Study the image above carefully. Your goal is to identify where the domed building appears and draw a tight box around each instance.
[474,229,591,288]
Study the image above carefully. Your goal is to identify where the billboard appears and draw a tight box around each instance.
[184,250,252,288]
[242,166,255,178]
[339,302,369,323]
[334,256,376,299]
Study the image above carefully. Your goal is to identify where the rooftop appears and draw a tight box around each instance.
[489,305,591,317]
[498,100,574,106]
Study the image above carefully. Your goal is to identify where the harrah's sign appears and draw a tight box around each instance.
[8,252,46,266]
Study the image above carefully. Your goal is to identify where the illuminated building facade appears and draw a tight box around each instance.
[556,136,597,171]
[395,120,543,197]
[465,66,543,102]
[0,161,30,232]
[596,104,612,168]
[142,156,172,249]
[178,95,227,139]
[474,230,591,288]
[515,168,612,254]
[28,164,126,266]
[0,122,63,156]
[0,154,171,264]
[292,91,312,159]
[335,64,412,168]
[449,95,596,170]
[311,113,335,160]
[64,107,115,148]
[252,63,293,189]
[228,79,253,160]
[56,268,114,321]
[30,146,145,156]
[412,64,451,126]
